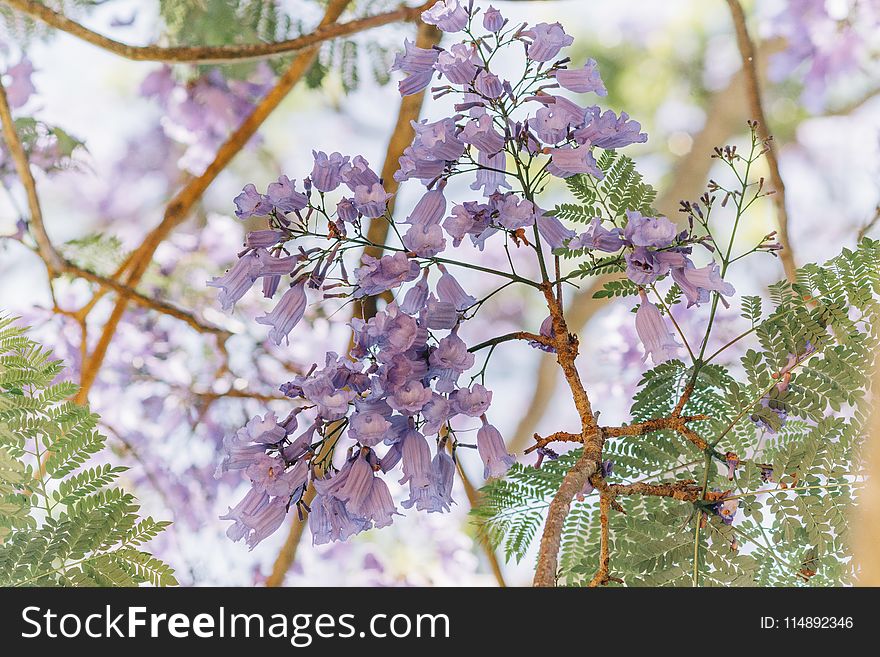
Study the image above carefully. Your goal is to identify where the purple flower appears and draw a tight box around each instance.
[528,315,557,353]
[336,452,399,528]
[725,452,740,480]
[403,449,456,513]
[233,183,272,219]
[624,211,677,248]
[533,107,571,144]
[436,266,477,310]
[245,229,284,249]
[470,149,510,197]
[392,38,440,96]
[301,375,356,420]
[553,59,607,95]
[421,393,452,434]
[5,57,36,108]
[494,194,537,230]
[349,411,392,447]
[310,150,349,192]
[354,253,420,297]
[712,496,738,526]
[635,290,681,364]
[567,217,625,252]
[476,417,515,479]
[474,70,503,98]
[520,22,574,62]
[207,251,261,311]
[461,113,505,154]
[388,380,433,414]
[400,270,430,315]
[429,333,475,391]
[421,0,469,33]
[671,261,736,307]
[399,429,432,489]
[405,189,446,226]
[625,247,683,285]
[341,155,380,191]
[547,144,604,179]
[760,465,775,483]
[574,107,647,149]
[336,197,359,223]
[443,201,491,247]
[435,43,479,84]
[309,493,369,545]
[423,296,459,330]
[247,454,307,497]
[266,174,308,213]
[403,222,447,257]
[255,282,307,345]
[579,459,614,497]
[482,6,506,32]
[450,384,492,417]
[537,212,576,250]
[412,117,466,161]
[353,182,392,218]
[220,487,288,549]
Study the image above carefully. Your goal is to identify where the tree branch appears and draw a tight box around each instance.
[725,0,797,282]
[74,0,354,405]
[2,0,439,64]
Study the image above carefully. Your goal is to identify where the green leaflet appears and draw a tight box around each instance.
[471,239,879,586]
[0,317,176,587]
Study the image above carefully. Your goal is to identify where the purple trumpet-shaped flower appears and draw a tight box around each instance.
[388,380,434,414]
[399,429,433,489]
[537,212,577,250]
[266,174,308,213]
[528,315,557,353]
[476,417,515,479]
[309,494,369,545]
[255,282,307,345]
[567,217,625,252]
[207,250,262,311]
[336,452,399,528]
[624,210,677,248]
[354,253,420,297]
[443,201,492,247]
[712,496,738,526]
[336,197,359,223]
[482,6,506,32]
[450,384,492,417]
[534,107,571,144]
[233,183,272,220]
[403,222,447,257]
[625,247,687,285]
[348,411,392,447]
[245,229,284,249]
[461,112,504,154]
[421,393,453,434]
[429,332,475,391]
[405,189,447,226]
[553,59,607,95]
[310,150,349,192]
[436,266,477,310]
[412,118,467,162]
[435,43,479,84]
[353,182,392,218]
[400,270,430,315]
[474,70,503,98]
[423,296,459,330]
[392,39,440,97]
[341,155,380,191]
[220,487,288,550]
[520,22,574,62]
[421,0,469,33]
[671,261,736,307]
[574,107,647,149]
[470,149,510,197]
[300,376,356,421]
[4,57,36,108]
[247,454,308,497]
[495,194,537,230]
[548,144,604,179]
[403,449,456,513]
[635,289,681,364]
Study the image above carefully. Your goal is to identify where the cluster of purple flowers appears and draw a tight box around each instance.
[211,2,733,547]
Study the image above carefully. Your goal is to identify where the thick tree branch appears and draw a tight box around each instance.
[2,0,438,64]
